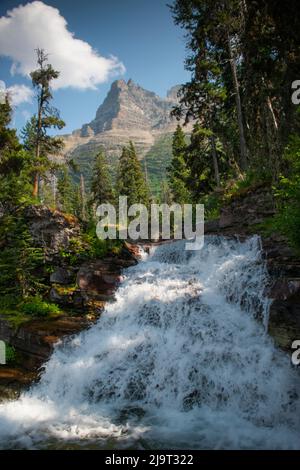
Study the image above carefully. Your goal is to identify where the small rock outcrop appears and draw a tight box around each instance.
[50,267,73,285]
[205,185,276,235]
[24,205,80,254]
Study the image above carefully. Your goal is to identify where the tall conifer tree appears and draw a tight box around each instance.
[167,125,190,204]
[30,49,65,198]
[116,142,149,206]
[90,149,115,207]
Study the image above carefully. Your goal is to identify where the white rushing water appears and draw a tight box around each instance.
[0,236,300,449]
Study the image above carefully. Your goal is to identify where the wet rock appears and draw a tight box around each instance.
[268,276,300,351]
[0,367,37,402]
[268,298,300,351]
[76,243,139,300]
[219,210,234,229]
[123,241,141,259]
[205,219,220,233]
[268,279,300,301]
[77,261,121,297]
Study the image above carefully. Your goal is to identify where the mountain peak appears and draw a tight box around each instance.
[166,85,181,100]
[111,79,127,89]
[61,80,192,193]
[79,79,180,136]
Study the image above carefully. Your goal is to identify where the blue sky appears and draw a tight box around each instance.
[0,0,190,135]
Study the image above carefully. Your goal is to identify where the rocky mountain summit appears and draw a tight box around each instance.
[80,79,181,136]
[60,79,190,188]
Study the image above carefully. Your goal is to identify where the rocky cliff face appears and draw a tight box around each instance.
[80,79,180,135]
[60,80,191,188]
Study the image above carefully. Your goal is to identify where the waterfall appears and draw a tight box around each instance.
[0,236,300,449]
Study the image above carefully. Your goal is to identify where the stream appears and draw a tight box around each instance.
[0,236,300,449]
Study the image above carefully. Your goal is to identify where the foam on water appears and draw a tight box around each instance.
[0,236,300,449]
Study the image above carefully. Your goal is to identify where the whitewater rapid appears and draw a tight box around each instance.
[0,236,300,449]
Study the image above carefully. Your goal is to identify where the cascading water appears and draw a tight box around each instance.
[0,235,300,449]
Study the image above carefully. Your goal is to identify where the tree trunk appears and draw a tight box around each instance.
[52,173,57,207]
[266,95,278,131]
[32,173,39,198]
[264,99,280,181]
[80,174,87,220]
[210,134,220,187]
[33,95,43,198]
[227,33,248,171]
[144,157,149,185]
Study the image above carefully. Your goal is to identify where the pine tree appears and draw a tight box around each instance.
[0,97,33,207]
[171,0,248,172]
[167,125,191,204]
[185,123,218,201]
[90,149,115,207]
[160,180,173,204]
[29,49,65,198]
[57,167,76,214]
[116,142,149,206]
[171,0,300,181]
[79,174,87,220]
[0,96,20,164]
[0,213,44,301]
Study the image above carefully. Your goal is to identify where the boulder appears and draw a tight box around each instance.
[219,210,234,229]
[49,286,84,309]
[204,219,220,233]
[267,279,300,301]
[77,260,121,298]
[50,267,73,285]
[24,205,80,254]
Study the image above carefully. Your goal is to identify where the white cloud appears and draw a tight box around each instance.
[0,80,6,103]
[0,1,125,90]
[0,80,33,106]
[7,84,34,106]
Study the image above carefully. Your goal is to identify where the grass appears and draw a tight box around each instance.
[20,296,61,317]
[0,295,62,328]
[223,172,272,203]
[5,344,17,364]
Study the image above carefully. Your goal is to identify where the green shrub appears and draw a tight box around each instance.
[200,192,222,220]
[271,135,300,249]
[5,344,16,364]
[224,170,272,201]
[0,295,20,311]
[82,225,123,259]
[20,296,61,317]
